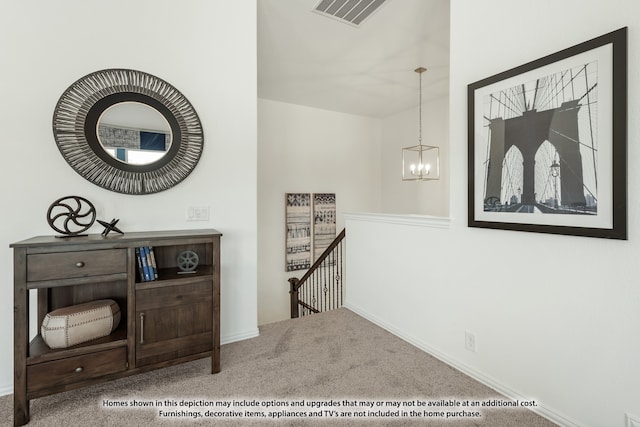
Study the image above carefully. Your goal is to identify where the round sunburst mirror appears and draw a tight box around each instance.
[52,69,204,195]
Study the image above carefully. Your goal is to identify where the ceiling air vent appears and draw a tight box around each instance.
[313,0,388,27]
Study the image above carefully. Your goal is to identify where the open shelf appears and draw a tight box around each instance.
[28,327,128,365]
[135,265,213,285]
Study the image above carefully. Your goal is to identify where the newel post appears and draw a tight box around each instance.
[288,277,299,318]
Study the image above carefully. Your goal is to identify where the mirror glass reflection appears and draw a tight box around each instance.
[97,102,173,165]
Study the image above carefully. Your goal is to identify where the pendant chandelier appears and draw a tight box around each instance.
[402,67,440,181]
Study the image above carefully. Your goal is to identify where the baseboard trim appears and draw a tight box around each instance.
[221,327,259,345]
[344,302,581,427]
[0,384,12,397]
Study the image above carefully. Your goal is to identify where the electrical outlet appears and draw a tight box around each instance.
[627,413,640,427]
[465,331,476,353]
[186,206,210,221]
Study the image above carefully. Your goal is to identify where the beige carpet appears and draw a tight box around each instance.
[0,308,556,426]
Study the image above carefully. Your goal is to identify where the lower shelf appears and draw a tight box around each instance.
[28,328,128,364]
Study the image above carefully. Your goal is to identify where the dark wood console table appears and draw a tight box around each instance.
[11,229,222,426]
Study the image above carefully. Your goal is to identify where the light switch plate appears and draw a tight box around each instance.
[187,206,210,221]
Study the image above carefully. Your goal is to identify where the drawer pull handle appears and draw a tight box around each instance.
[75,261,85,268]
[75,367,84,373]
[140,313,145,344]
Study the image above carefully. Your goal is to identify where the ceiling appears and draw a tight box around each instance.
[257,0,450,118]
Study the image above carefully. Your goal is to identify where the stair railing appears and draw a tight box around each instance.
[288,228,345,318]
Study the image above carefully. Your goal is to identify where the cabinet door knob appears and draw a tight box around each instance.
[75,261,85,268]
[75,367,84,373]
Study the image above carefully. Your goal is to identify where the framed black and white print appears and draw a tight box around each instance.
[313,193,336,260]
[468,27,627,239]
[285,193,312,272]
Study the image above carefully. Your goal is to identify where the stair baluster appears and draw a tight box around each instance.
[288,229,345,318]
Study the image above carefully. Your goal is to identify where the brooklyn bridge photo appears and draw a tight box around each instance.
[481,60,598,215]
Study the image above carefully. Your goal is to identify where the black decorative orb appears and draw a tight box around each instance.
[177,250,199,274]
[47,196,96,236]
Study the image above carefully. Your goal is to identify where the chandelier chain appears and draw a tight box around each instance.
[419,70,422,145]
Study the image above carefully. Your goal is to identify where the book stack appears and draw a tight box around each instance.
[136,246,158,282]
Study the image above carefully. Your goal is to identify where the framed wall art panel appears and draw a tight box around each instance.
[313,193,337,259]
[285,193,312,272]
[467,27,627,239]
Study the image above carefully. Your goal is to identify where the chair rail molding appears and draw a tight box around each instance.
[344,212,451,229]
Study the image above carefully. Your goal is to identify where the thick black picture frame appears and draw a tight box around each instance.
[467,28,627,239]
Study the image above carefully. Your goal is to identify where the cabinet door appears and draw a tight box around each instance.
[135,281,212,367]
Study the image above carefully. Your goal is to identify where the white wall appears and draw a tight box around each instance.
[0,0,258,394]
[380,95,450,216]
[257,99,382,325]
[346,1,640,426]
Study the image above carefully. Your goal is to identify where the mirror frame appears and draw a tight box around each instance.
[53,69,204,194]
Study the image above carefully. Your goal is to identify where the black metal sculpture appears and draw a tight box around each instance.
[47,196,96,237]
[98,218,124,237]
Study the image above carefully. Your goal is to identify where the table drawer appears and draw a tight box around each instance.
[136,281,212,311]
[27,249,127,282]
[27,347,127,394]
